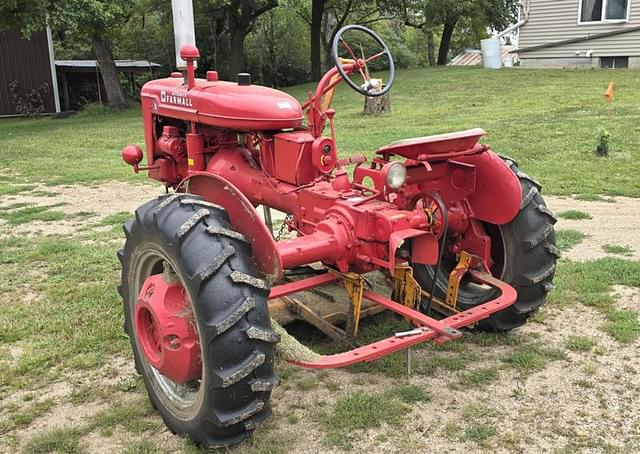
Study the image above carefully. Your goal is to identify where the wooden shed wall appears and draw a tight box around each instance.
[0,29,56,115]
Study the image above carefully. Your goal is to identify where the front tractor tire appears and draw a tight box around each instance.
[118,193,279,448]
[414,158,560,332]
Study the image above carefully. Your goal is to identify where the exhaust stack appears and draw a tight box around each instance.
[171,0,197,69]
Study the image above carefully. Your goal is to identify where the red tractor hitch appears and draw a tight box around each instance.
[269,267,517,369]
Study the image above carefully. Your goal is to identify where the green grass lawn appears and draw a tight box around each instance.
[1,66,639,196]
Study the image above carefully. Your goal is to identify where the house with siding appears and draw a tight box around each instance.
[517,0,640,68]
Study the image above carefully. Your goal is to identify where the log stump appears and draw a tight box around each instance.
[364,87,391,116]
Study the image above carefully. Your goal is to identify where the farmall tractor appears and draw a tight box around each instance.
[119,25,557,447]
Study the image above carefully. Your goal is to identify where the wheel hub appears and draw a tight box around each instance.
[135,274,201,384]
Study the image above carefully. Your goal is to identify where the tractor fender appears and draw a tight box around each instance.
[180,172,283,281]
[458,150,522,225]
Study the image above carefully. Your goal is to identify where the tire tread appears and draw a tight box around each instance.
[119,193,276,448]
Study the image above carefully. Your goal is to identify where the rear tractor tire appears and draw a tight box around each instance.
[413,158,560,332]
[118,193,279,448]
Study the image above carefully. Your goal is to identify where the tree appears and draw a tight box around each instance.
[290,0,326,81]
[113,0,175,75]
[295,0,391,80]
[189,0,278,78]
[195,2,228,75]
[401,0,517,65]
[0,0,133,110]
[245,7,310,87]
[310,0,328,80]
[217,0,279,77]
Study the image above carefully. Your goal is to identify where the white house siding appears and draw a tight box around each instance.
[518,0,640,68]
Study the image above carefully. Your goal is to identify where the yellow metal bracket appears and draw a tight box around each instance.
[392,265,423,310]
[328,269,365,338]
[445,251,473,309]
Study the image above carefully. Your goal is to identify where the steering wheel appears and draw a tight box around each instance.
[332,25,395,98]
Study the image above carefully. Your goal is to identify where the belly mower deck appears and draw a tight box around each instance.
[268,268,517,369]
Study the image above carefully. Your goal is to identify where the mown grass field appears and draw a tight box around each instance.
[1,66,640,195]
[0,67,639,453]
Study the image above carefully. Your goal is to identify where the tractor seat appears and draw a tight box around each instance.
[376,128,486,160]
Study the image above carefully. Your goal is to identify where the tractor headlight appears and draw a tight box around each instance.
[385,162,407,189]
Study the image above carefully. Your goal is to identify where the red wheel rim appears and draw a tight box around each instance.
[134,274,202,384]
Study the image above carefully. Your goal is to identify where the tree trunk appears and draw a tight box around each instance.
[321,13,336,72]
[364,91,391,116]
[324,43,333,73]
[209,20,218,72]
[229,27,247,77]
[268,12,277,87]
[92,35,127,110]
[310,0,325,81]
[437,20,457,66]
[427,29,436,67]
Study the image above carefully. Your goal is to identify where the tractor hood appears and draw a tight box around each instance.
[142,77,304,131]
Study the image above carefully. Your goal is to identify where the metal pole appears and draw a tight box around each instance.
[45,24,61,113]
[95,64,102,106]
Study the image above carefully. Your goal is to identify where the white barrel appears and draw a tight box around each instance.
[481,39,502,69]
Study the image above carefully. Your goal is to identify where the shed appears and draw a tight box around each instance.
[0,28,60,116]
[55,60,161,111]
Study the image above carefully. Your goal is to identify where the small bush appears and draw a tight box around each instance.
[596,128,611,157]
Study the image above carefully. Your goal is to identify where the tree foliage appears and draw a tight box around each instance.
[401,0,518,65]
[245,6,311,87]
[0,0,133,109]
[0,0,519,109]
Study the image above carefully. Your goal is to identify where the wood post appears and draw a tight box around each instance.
[363,82,390,116]
[364,90,391,116]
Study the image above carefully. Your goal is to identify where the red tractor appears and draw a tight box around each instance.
[119,25,557,447]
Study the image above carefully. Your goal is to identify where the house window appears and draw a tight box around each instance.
[580,0,629,22]
[600,56,629,68]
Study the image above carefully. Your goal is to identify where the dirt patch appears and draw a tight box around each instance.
[1,186,640,452]
[1,185,635,253]
[0,219,84,237]
[0,182,162,237]
[245,288,640,453]
[0,181,296,239]
[81,429,128,453]
[547,196,640,261]
[0,182,161,217]
[610,285,640,312]
[0,355,142,452]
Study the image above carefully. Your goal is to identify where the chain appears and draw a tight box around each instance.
[275,215,294,241]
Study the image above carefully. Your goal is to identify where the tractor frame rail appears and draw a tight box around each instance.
[268,270,517,369]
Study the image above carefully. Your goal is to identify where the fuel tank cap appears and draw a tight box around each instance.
[237,73,252,86]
